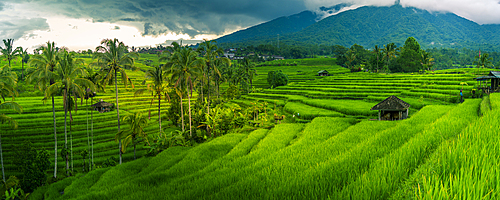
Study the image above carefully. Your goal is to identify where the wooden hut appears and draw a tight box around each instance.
[91,100,113,113]
[371,95,410,121]
[474,71,500,93]
[317,70,329,76]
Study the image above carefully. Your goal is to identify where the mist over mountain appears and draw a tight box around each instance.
[216,4,500,50]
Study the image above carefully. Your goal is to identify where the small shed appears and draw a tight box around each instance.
[317,70,329,76]
[91,100,113,113]
[474,71,500,93]
[371,96,410,121]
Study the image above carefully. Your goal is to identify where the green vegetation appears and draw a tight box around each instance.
[1,36,498,200]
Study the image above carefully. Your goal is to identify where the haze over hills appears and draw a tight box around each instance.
[216,4,500,50]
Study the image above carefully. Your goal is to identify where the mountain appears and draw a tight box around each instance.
[215,10,318,44]
[216,4,500,50]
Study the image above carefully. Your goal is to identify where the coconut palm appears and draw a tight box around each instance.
[0,39,21,68]
[134,65,170,136]
[17,47,30,81]
[94,38,139,164]
[240,57,256,92]
[84,65,100,170]
[115,112,148,160]
[27,41,59,178]
[474,53,493,69]
[165,46,201,137]
[421,51,435,71]
[0,66,18,102]
[0,101,22,182]
[45,50,94,175]
[372,45,382,72]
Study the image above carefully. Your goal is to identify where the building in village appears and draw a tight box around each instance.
[371,95,410,121]
[91,100,114,113]
[474,71,500,93]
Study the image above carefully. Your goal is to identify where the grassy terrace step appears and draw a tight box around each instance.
[284,102,344,119]
[338,99,481,199]
[277,86,404,94]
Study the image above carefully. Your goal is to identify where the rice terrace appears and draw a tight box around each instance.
[2,1,500,200]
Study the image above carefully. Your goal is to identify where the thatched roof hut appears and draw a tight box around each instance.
[91,100,113,113]
[474,71,500,93]
[317,70,329,76]
[371,95,410,121]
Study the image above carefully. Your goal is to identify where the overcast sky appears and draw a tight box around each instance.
[1,0,500,51]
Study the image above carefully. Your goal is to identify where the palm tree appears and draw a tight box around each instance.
[0,66,18,102]
[27,41,59,178]
[240,57,256,92]
[474,52,493,69]
[421,51,435,71]
[197,40,230,134]
[115,112,148,160]
[0,101,22,182]
[0,39,21,68]
[166,46,201,137]
[17,47,30,81]
[45,50,94,175]
[84,65,100,170]
[134,65,169,136]
[94,38,139,164]
[372,45,382,72]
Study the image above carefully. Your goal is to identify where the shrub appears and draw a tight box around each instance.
[12,141,50,193]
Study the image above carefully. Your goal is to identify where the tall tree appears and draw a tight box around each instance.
[421,51,435,71]
[474,52,493,69]
[94,38,138,164]
[372,45,382,72]
[84,65,100,170]
[197,40,230,135]
[0,64,22,182]
[165,46,201,137]
[45,50,94,175]
[240,57,256,92]
[17,47,30,81]
[0,39,21,68]
[27,41,59,178]
[115,111,148,160]
[134,65,170,136]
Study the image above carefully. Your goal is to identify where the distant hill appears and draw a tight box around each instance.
[216,4,500,50]
[215,11,318,44]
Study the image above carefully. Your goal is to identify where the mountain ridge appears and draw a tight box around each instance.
[216,4,500,50]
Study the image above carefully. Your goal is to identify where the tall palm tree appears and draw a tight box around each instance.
[0,66,18,102]
[27,41,59,178]
[166,46,201,137]
[84,65,100,170]
[134,65,169,136]
[45,50,94,175]
[115,111,148,160]
[474,53,493,69]
[94,38,139,164]
[382,43,397,65]
[0,39,21,68]
[17,47,30,81]
[240,57,256,92]
[0,101,22,182]
[372,45,381,72]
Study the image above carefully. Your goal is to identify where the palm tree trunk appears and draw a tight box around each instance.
[21,62,24,81]
[91,98,94,170]
[180,92,184,132]
[206,64,210,135]
[86,98,90,172]
[188,81,192,137]
[64,89,69,175]
[158,93,162,136]
[0,133,4,182]
[115,70,122,164]
[52,95,57,178]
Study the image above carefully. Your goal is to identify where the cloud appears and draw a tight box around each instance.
[0,16,49,41]
[2,0,307,38]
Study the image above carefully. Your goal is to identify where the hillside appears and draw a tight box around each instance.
[215,10,317,44]
[217,4,500,50]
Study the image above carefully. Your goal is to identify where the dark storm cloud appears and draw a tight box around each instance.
[5,0,306,37]
[0,17,49,41]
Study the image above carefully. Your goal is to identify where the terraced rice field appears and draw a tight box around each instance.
[1,64,178,177]
[32,95,494,199]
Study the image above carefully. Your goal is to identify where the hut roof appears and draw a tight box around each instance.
[489,71,500,78]
[91,101,113,108]
[370,95,410,111]
[318,70,329,74]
